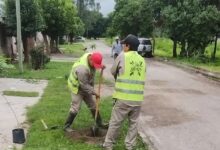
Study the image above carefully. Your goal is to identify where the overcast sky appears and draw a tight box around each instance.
[96,0,115,17]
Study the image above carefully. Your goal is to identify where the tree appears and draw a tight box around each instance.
[40,0,79,53]
[87,12,108,39]
[75,0,101,37]
[105,13,115,38]
[162,0,220,57]
[111,0,153,37]
[68,17,85,43]
[138,0,154,37]
[5,0,45,63]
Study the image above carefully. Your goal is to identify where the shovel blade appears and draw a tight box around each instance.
[91,126,99,137]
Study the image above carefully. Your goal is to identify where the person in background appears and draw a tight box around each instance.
[111,37,123,59]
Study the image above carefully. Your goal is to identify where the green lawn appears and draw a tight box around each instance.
[154,38,220,73]
[0,62,72,79]
[3,91,39,97]
[104,38,113,47]
[59,43,85,57]
[0,61,147,150]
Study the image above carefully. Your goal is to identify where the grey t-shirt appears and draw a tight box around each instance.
[73,65,96,95]
[112,42,123,54]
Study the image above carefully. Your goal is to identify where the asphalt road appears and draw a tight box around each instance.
[87,39,220,150]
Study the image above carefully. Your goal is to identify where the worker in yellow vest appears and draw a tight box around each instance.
[64,52,108,132]
[103,34,146,150]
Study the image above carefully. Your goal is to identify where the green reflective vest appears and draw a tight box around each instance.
[67,53,90,94]
[113,51,146,101]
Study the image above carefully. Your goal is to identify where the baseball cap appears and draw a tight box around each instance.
[121,34,140,50]
[90,52,103,69]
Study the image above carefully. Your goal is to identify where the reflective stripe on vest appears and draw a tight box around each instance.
[113,51,146,101]
[67,53,90,94]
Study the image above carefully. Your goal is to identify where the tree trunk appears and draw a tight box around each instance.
[50,36,60,53]
[50,37,56,53]
[173,40,177,58]
[5,37,12,58]
[22,37,29,63]
[22,36,35,63]
[0,25,13,59]
[42,33,50,54]
[152,37,155,54]
[27,37,35,51]
[69,34,74,44]
[211,34,218,60]
[180,40,186,57]
[55,36,59,50]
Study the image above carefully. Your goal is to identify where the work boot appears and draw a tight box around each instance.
[91,109,109,129]
[64,112,77,132]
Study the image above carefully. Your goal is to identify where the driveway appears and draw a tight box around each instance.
[86,39,220,150]
[0,78,47,150]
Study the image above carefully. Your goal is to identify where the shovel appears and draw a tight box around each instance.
[41,119,61,130]
[91,69,103,136]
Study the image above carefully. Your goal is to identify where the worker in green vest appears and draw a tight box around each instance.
[64,52,108,132]
[103,34,146,150]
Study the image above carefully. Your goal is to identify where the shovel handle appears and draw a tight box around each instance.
[95,69,103,121]
[41,119,48,130]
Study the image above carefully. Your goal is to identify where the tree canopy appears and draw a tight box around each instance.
[108,0,220,59]
[108,0,154,38]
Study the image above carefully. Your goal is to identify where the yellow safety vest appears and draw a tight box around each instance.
[67,53,90,94]
[113,51,146,101]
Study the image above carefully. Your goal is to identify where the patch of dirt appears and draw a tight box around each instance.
[66,128,107,144]
[141,94,194,128]
[182,89,205,95]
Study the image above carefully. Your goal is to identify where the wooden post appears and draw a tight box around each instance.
[16,0,23,73]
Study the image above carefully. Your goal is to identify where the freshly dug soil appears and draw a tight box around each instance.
[66,128,107,144]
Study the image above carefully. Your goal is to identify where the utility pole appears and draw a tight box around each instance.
[16,0,23,73]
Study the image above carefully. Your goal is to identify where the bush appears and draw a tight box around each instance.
[30,46,50,70]
[0,56,14,73]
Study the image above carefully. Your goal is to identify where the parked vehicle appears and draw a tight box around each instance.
[74,36,85,42]
[137,38,153,57]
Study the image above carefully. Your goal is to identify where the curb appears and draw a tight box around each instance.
[153,57,220,82]
[138,117,158,150]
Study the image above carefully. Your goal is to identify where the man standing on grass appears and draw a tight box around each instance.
[64,52,108,132]
[103,34,146,150]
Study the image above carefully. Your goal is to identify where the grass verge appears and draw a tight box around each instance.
[3,91,39,97]
[59,43,85,57]
[154,38,220,73]
[104,38,113,47]
[1,61,146,149]
[0,61,72,79]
